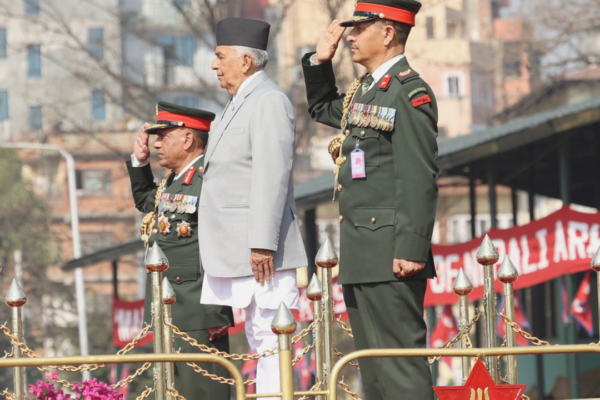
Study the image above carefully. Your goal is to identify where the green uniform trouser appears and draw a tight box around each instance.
[173,329,230,400]
[343,280,433,400]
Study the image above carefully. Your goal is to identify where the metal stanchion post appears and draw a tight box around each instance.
[162,278,176,400]
[307,273,324,400]
[498,256,519,384]
[5,279,26,400]
[271,302,297,400]
[145,243,169,400]
[315,238,338,383]
[453,268,473,383]
[476,234,500,383]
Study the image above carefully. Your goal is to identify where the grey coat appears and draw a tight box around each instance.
[198,71,308,278]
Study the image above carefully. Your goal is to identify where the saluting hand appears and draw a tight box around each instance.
[133,122,152,163]
[393,259,426,278]
[251,249,275,285]
[315,20,346,64]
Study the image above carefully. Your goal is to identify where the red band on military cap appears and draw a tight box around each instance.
[355,2,416,26]
[157,111,211,131]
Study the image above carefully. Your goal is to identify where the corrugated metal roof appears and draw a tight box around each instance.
[437,95,600,161]
[294,171,335,203]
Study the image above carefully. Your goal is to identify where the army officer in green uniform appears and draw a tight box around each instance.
[301,1,438,399]
[127,102,233,400]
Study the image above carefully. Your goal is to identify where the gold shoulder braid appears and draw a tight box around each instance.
[140,176,170,247]
[328,73,367,163]
[328,73,368,200]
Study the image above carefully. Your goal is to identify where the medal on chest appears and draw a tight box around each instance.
[176,220,193,238]
[348,103,396,131]
[157,213,171,235]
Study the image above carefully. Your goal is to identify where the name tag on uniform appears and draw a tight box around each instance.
[351,148,366,179]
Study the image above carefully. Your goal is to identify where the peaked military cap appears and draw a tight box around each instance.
[216,18,270,51]
[340,0,422,27]
[146,101,216,134]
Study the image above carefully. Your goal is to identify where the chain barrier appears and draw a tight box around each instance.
[1,324,103,374]
[297,380,323,400]
[166,317,320,362]
[335,317,354,338]
[183,341,313,387]
[334,348,360,371]
[338,378,362,400]
[136,387,153,400]
[166,387,186,400]
[112,362,153,389]
[497,312,551,346]
[428,311,483,365]
[117,323,152,356]
[185,361,256,386]
[168,322,275,361]
[0,390,14,400]
[497,335,508,361]
[0,323,157,390]
[292,342,314,366]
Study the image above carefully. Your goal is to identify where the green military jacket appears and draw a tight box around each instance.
[126,156,233,331]
[302,53,438,285]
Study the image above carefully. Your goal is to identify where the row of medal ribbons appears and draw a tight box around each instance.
[158,193,198,214]
[348,103,397,131]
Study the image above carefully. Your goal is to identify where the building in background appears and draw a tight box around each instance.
[0,0,123,140]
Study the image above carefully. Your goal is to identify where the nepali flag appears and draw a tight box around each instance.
[561,277,570,326]
[429,305,459,365]
[119,364,130,400]
[241,349,257,395]
[497,293,530,346]
[110,363,118,385]
[293,341,314,391]
[571,272,594,337]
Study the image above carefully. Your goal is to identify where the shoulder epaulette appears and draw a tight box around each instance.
[395,68,420,84]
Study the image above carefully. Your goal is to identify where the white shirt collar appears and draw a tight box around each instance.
[174,154,204,180]
[368,54,405,90]
[232,70,266,102]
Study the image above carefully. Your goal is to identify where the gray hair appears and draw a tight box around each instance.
[231,46,269,70]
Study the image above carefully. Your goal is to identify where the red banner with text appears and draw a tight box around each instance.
[425,207,600,307]
[112,297,154,347]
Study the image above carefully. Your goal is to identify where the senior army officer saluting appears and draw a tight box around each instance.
[301,1,439,399]
[126,102,233,400]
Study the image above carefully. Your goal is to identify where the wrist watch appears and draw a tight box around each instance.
[309,53,320,66]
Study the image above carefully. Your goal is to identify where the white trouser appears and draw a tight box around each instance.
[244,296,281,400]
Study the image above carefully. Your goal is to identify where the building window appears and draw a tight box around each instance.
[0,29,6,58]
[24,0,39,16]
[426,17,434,39]
[88,28,104,60]
[175,37,195,66]
[91,91,106,120]
[503,42,522,78]
[0,92,8,121]
[175,96,196,108]
[448,76,460,96]
[27,44,41,77]
[28,106,42,131]
[76,169,112,196]
[447,19,463,38]
[443,72,465,98]
[80,232,113,255]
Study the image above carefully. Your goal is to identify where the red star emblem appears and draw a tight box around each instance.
[433,359,526,400]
